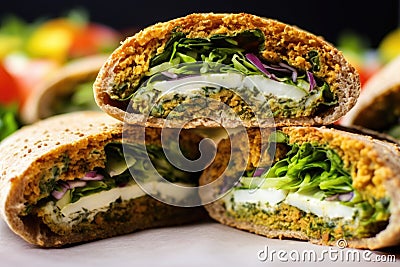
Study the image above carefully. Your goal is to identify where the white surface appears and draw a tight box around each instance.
[0,219,398,267]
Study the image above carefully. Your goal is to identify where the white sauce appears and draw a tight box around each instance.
[60,183,146,218]
[226,188,356,220]
[41,182,194,226]
[285,192,356,220]
[243,75,307,100]
[152,73,307,101]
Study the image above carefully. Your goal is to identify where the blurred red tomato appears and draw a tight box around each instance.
[69,23,120,58]
[358,69,368,87]
[362,65,381,87]
[0,63,21,104]
[3,55,59,106]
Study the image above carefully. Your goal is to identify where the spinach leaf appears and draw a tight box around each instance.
[150,31,186,67]
[149,30,264,70]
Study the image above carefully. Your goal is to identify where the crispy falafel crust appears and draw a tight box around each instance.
[0,111,207,247]
[199,126,400,249]
[93,12,360,128]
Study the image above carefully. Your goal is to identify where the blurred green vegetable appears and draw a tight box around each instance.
[0,104,20,141]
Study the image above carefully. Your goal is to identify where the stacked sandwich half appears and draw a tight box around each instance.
[0,13,399,250]
[93,12,400,250]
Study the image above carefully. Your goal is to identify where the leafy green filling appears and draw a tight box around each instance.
[386,124,400,139]
[116,29,337,113]
[240,131,390,233]
[48,142,198,207]
[108,142,198,185]
[0,103,20,141]
[254,140,353,198]
[150,30,263,67]
[147,30,328,93]
[52,81,100,115]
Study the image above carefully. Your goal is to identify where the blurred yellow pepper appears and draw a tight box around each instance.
[378,28,400,63]
[25,18,79,63]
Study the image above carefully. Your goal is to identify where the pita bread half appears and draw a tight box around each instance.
[199,126,400,250]
[0,111,206,247]
[93,12,360,128]
[341,55,400,131]
[21,55,108,124]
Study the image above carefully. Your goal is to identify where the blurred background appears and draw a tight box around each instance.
[0,0,400,140]
[2,1,398,48]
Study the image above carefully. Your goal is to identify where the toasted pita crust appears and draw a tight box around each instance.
[93,13,360,128]
[21,55,108,124]
[341,55,400,130]
[0,111,206,247]
[199,126,400,250]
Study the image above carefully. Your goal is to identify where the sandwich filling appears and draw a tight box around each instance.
[222,131,390,242]
[24,142,199,235]
[111,30,337,120]
[51,81,100,115]
[351,86,400,139]
[372,90,400,139]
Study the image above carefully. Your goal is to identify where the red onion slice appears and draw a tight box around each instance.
[81,171,104,181]
[325,194,338,201]
[67,180,87,189]
[263,64,291,73]
[278,62,298,83]
[253,168,266,177]
[338,191,354,202]
[245,53,273,79]
[326,192,354,202]
[307,71,316,91]
[51,183,69,200]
